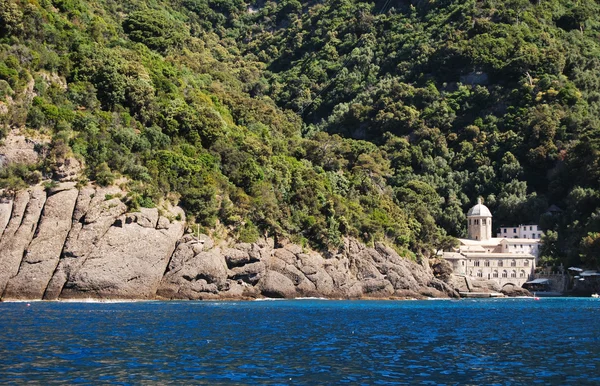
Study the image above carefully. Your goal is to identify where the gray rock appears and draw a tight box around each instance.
[362,278,394,297]
[3,188,78,300]
[60,216,184,299]
[273,248,296,264]
[53,157,82,182]
[0,195,13,238]
[44,186,96,300]
[228,261,266,284]
[157,216,171,230]
[224,248,251,268]
[0,187,46,298]
[428,278,459,298]
[55,192,185,299]
[158,241,228,299]
[430,258,454,283]
[259,270,296,298]
[501,285,532,297]
[134,208,159,228]
[283,243,303,255]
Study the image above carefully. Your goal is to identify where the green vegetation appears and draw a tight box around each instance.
[0,0,599,267]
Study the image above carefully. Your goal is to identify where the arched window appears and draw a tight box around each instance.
[524,260,529,266]
[520,270,526,278]
[493,270,498,278]
[498,260,503,267]
[502,270,508,278]
[511,270,516,278]
[511,260,516,267]
[477,270,483,278]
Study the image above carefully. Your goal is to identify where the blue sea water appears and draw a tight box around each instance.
[1,298,599,385]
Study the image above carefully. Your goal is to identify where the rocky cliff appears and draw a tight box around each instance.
[0,185,459,301]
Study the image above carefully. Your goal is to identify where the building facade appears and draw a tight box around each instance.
[443,199,542,288]
[497,224,543,240]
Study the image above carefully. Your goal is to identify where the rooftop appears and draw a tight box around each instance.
[467,198,492,217]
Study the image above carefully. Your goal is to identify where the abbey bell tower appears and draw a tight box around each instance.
[467,198,492,241]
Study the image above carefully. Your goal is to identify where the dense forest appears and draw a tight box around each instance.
[1,0,599,267]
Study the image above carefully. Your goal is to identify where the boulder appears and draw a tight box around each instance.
[0,130,46,166]
[133,208,159,228]
[223,248,251,268]
[53,157,82,182]
[501,285,532,297]
[430,258,454,283]
[362,278,394,297]
[259,270,296,298]
[228,261,266,284]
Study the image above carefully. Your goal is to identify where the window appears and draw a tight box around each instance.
[520,245,523,249]
[474,261,480,267]
[523,226,526,231]
[520,270,526,278]
[477,271,483,278]
[462,261,465,266]
[513,228,517,233]
[493,271,498,278]
[532,234,535,239]
[511,270,517,278]
[502,270,508,278]
[511,260,516,267]
[484,260,490,267]
[498,260,503,267]
[530,226,533,231]
[503,228,507,233]
[469,219,471,225]
[524,260,529,266]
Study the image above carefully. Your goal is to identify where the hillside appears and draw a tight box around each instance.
[1,0,600,268]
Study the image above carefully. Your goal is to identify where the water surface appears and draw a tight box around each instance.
[1,298,599,384]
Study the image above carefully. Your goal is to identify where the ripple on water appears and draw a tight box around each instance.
[0,298,599,384]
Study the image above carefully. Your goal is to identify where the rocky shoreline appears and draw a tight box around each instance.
[0,184,463,301]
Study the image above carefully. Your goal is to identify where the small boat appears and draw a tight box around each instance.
[592,293,599,298]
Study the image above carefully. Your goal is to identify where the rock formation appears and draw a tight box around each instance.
[0,184,460,301]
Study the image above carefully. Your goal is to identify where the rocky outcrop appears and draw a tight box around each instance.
[0,184,461,301]
[0,187,47,297]
[58,204,185,300]
[0,130,48,167]
[501,285,532,297]
[448,275,502,294]
[155,236,459,300]
[3,185,78,300]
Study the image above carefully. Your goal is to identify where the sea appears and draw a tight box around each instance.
[0,298,599,385]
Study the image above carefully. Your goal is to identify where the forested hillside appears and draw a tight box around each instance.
[1,0,599,267]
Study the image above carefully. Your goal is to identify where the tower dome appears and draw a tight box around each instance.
[467,198,492,217]
[467,198,492,241]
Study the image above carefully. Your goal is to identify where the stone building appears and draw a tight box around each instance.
[443,198,542,288]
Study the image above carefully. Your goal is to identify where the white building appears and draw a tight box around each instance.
[497,225,543,240]
[443,198,542,288]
